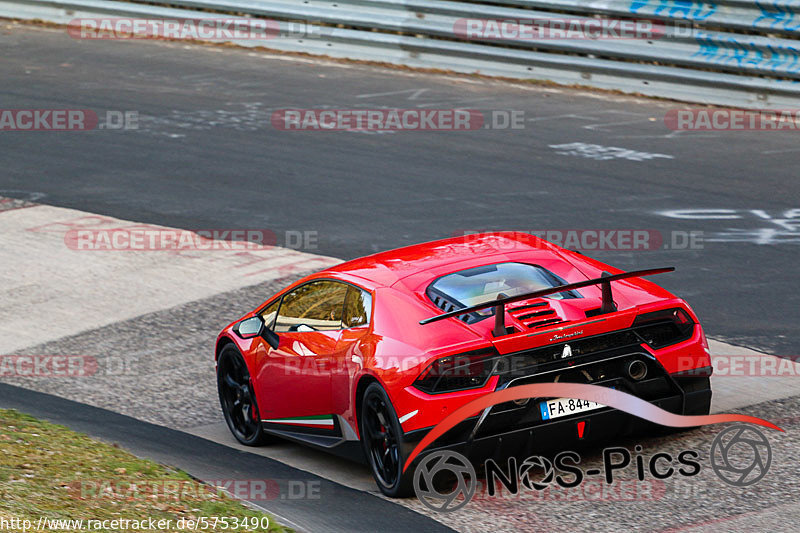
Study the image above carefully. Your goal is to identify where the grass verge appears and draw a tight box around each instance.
[0,409,289,532]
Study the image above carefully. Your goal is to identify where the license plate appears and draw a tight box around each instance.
[539,397,605,420]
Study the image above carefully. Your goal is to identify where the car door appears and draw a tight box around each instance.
[331,286,373,417]
[252,280,348,425]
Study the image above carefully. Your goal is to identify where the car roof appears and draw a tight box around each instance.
[325,232,563,287]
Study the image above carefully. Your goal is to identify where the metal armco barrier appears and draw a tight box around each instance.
[3,0,800,107]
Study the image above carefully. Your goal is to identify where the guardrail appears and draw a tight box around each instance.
[2,0,799,107]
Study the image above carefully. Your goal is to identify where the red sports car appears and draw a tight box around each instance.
[215,232,712,496]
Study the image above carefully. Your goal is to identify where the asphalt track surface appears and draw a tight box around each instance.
[1,20,800,533]
[0,24,798,355]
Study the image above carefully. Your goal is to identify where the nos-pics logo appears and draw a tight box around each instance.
[413,424,773,512]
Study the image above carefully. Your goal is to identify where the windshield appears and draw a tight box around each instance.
[428,262,579,317]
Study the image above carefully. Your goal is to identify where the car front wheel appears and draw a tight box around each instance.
[217,344,270,446]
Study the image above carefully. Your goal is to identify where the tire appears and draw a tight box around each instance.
[359,382,414,497]
[217,344,271,446]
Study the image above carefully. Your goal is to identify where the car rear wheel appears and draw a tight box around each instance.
[359,382,414,497]
[217,344,270,446]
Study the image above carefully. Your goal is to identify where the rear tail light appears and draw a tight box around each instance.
[632,307,695,349]
[413,350,496,394]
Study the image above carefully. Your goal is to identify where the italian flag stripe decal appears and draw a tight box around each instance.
[263,415,334,426]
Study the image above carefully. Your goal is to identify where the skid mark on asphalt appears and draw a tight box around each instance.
[656,208,800,246]
[0,200,340,354]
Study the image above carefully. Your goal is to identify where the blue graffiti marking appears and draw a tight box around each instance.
[754,1,800,31]
[630,1,717,21]
[691,31,800,74]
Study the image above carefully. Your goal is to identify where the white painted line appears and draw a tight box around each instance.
[0,202,341,354]
[241,502,307,533]
[549,142,673,161]
[208,488,307,533]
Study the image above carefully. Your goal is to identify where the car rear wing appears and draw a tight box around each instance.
[419,267,675,336]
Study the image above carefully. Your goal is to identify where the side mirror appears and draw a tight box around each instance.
[234,316,280,349]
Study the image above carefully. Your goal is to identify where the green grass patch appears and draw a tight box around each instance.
[0,409,289,532]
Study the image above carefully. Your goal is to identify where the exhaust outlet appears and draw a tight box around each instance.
[627,360,648,381]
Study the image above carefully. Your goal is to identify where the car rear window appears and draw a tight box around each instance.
[427,262,580,318]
